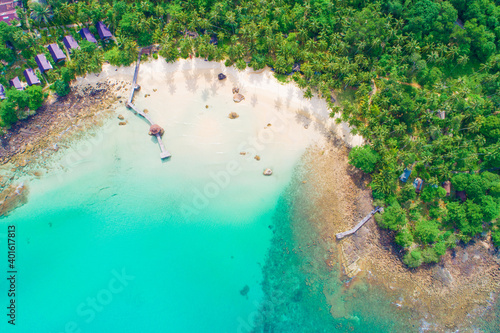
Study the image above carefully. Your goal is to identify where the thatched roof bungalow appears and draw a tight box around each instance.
[79,28,97,44]
[9,76,22,90]
[63,35,79,51]
[96,21,112,39]
[35,53,53,72]
[23,68,40,86]
[47,43,66,63]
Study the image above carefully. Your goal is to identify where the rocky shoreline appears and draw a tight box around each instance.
[0,78,130,216]
[299,136,500,331]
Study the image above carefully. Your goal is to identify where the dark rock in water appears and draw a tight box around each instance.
[240,285,249,296]
[118,121,127,126]
[117,114,124,120]
[218,73,227,80]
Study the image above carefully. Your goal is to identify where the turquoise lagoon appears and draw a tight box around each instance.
[0,60,497,332]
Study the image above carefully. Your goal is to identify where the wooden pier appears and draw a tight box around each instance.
[126,51,171,159]
[336,206,383,240]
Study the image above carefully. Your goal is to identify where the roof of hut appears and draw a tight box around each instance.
[47,43,66,62]
[0,83,6,99]
[413,177,423,193]
[63,35,79,51]
[79,28,97,43]
[149,124,164,136]
[96,21,112,39]
[441,181,451,196]
[399,168,412,183]
[23,68,40,86]
[35,53,53,72]
[9,76,22,90]
[456,190,467,202]
[0,0,19,25]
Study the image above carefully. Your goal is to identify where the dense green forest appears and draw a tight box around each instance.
[0,0,499,267]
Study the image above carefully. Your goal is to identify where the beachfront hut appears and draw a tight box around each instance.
[63,35,79,52]
[9,76,22,90]
[79,28,97,44]
[413,177,423,194]
[23,68,40,86]
[35,53,53,72]
[96,21,112,40]
[47,43,66,63]
[441,181,451,197]
[0,84,6,99]
[399,168,412,183]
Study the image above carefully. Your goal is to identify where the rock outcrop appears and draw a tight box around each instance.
[233,93,245,103]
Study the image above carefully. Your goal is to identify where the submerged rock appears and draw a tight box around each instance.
[118,121,127,126]
[254,155,261,161]
[233,93,245,103]
[240,285,249,296]
[263,168,273,176]
[228,112,239,119]
[117,114,124,120]
[0,183,28,217]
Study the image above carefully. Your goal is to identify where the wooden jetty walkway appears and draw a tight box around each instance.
[336,206,383,240]
[126,51,171,159]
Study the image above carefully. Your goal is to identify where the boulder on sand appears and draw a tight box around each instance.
[218,73,226,80]
[232,87,239,94]
[233,93,245,103]
[228,112,239,119]
[263,168,273,176]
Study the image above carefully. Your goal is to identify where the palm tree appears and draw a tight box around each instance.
[30,1,52,25]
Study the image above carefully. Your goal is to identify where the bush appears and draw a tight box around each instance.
[422,247,440,264]
[395,228,414,248]
[348,145,381,173]
[492,227,500,248]
[414,219,440,244]
[403,250,423,268]
[53,79,70,97]
[378,204,407,231]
